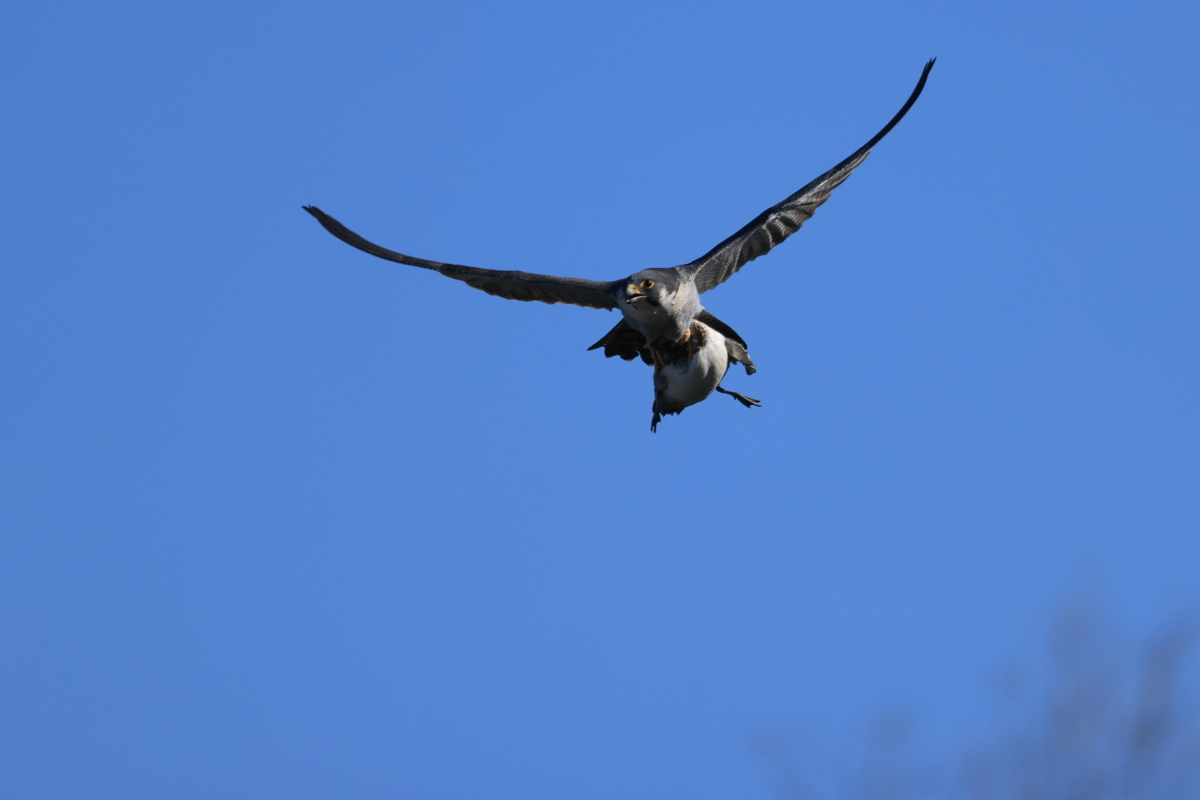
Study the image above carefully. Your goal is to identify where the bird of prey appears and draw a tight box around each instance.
[305,60,934,431]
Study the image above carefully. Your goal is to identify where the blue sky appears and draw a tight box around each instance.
[2,0,1198,797]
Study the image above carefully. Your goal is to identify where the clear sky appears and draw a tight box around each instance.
[2,0,1198,797]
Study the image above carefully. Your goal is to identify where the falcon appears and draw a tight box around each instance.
[305,60,934,431]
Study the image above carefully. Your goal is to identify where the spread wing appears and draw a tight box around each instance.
[684,59,934,294]
[586,310,755,373]
[587,319,652,363]
[304,206,620,310]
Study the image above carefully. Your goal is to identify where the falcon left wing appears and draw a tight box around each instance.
[684,59,934,295]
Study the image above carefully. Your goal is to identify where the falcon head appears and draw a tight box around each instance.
[617,269,699,343]
[623,269,682,309]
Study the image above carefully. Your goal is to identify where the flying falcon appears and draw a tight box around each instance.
[305,60,934,431]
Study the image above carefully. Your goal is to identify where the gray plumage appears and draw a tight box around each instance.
[304,59,934,431]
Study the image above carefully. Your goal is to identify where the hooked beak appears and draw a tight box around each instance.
[626,283,658,306]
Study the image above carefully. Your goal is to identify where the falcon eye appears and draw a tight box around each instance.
[641,280,655,289]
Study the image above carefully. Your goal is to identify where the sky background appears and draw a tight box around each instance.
[2,0,1198,797]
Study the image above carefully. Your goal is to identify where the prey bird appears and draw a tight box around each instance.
[304,60,934,431]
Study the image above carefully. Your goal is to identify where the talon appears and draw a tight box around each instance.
[715,385,761,408]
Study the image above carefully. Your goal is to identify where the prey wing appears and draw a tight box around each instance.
[684,59,935,295]
[304,206,620,310]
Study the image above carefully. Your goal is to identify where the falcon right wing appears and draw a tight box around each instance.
[304,206,621,310]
